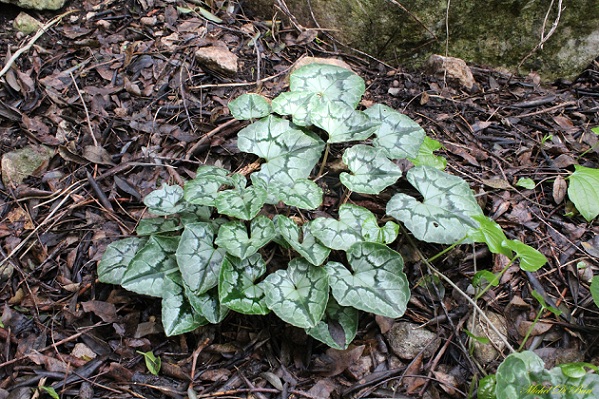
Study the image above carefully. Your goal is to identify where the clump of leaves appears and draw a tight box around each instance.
[98,63,546,348]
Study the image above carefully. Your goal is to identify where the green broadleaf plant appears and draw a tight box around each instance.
[98,63,546,349]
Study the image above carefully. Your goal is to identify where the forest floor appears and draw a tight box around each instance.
[0,1,598,398]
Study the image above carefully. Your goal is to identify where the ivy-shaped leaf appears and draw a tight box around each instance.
[179,205,212,225]
[98,237,147,285]
[184,165,232,206]
[387,166,483,244]
[176,222,225,295]
[274,215,331,266]
[310,101,373,143]
[258,177,323,209]
[310,204,399,251]
[228,93,271,120]
[271,63,365,126]
[162,272,208,336]
[186,286,229,324]
[215,182,267,221]
[365,104,425,159]
[340,144,403,194]
[305,297,358,350]
[219,254,269,315]
[263,258,329,329]
[237,115,325,188]
[121,236,180,298]
[568,165,599,222]
[214,215,276,259]
[326,242,409,319]
[408,136,447,170]
[136,218,182,236]
[144,184,185,215]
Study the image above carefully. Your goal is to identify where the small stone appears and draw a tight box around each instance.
[13,12,41,34]
[195,43,239,76]
[291,56,353,73]
[388,87,401,96]
[140,16,157,26]
[71,343,97,360]
[1,0,67,10]
[468,311,508,364]
[427,54,477,90]
[386,322,441,359]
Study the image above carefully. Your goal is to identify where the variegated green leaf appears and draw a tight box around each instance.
[219,254,269,315]
[326,242,409,318]
[214,215,276,259]
[121,236,180,297]
[162,273,208,336]
[263,258,329,328]
[237,115,325,187]
[270,92,316,126]
[408,136,447,170]
[176,222,225,295]
[258,178,323,209]
[274,215,330,266]
[184,165,232,206]
[365,104,425,159]
[98,237,147,285]
[136,218,182,236]
[310,204,399,251]
[179,205,212,225]
[228,93,271,120]
[386,166,483,244]
[340,144,403,194]
[186,286,229,324]
[215,183,267,220]
[310,101,373,143]
[305,297,358,350]
[144,184,185,215]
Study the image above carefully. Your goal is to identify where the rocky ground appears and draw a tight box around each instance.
[0,1,598,398]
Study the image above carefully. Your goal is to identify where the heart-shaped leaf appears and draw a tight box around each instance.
[144,184,186,215]
[387,166,483,244]
[258,177,323,209]
[121,236,180,297]
[176,222,225,295]
[568,164,599,221]
[271,63,365,126]
[305,297,358,350]
[326,242,409,318]
[228,93,271,120]
[310,204,399,251]
[408,136,447,170]
[215,181,267,221]
[263,258,329,328]
[310,101,373,143]
[219,253,269,315]
[162,272,208,336]
[237,115,325,187]
[214,215,276,259]
[98,237,147,285]
[184,165,232,206]
[136,218,182,236]
[274,215,331,266]
[365,104,425,159]
[186,286,229,324]
[340,144,403,194]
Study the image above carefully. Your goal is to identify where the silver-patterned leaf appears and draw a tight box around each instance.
[259,178,323,209]
[326,242,409,318]
[176,222,225,295]
[144,184,185,215]
[310,101,373,143]
[365,104,425,159]
[214,215,276,259]
[386,166,483,244]
[340,144,403,194]
[263,258,329,328]
[310,204,399,251]
[184,165,232,206]
[98,237,147,285]
[162,272,208,336]
[270,91,315,126]
[408,136,447,170]
[274,215,330,266]
[238,115,324,187]
[215,184,267,221]
[121,236,180,298]
[228,93,271,120]
[305,297,358,350]
[186,286,229,324]
[219,254,269,315]
[136,218,182,236]
[179,205,213,225]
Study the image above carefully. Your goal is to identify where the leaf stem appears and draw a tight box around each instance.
[318,143,330,178]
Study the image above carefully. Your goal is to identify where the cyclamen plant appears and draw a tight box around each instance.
[98,63,546,349]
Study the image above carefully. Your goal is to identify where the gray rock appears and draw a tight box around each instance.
[195,44,239,76]
[386,321,441,359]
[1,0,66,11]
[468,311,508,364]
